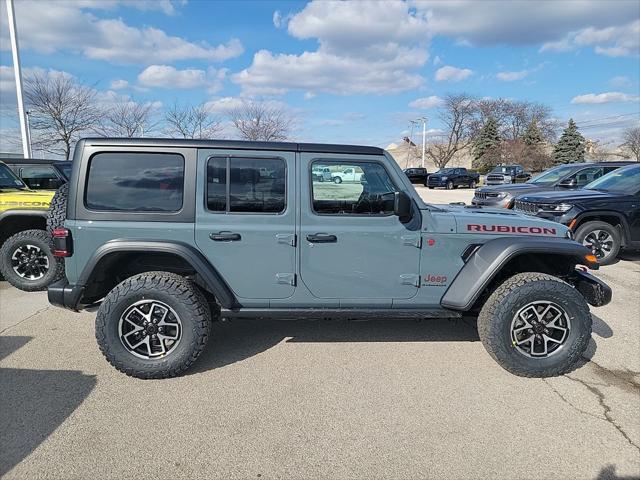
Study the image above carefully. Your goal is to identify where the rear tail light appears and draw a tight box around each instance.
[52,227,73,257]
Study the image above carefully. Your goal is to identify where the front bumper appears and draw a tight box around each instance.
[427,177,447,187]
[48,278,84,311]
[570,269,612,307]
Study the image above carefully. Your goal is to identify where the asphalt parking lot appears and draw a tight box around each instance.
[1,187,639,480]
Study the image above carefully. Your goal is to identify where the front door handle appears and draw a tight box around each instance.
[210,232,241,242]
[306,233,337,243]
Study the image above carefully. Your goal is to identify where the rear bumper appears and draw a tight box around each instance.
[48,278,84,311]
[570,269,612,307]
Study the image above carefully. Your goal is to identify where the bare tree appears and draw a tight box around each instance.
[425,94,476,168]
[228,101,293,141]
[621,126,640,161]
[164,103,222,139]
[24,72,102,159]
[474,98,557,141]
[100,100,155,137]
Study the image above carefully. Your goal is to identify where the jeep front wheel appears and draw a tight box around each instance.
[95,272,212,379]
[478,272,591,377]
[0,229,64,291]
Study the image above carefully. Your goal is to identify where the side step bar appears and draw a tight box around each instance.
[220,308,462,320]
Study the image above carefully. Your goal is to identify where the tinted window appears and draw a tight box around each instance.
[20,165,63,190]
[86,152,184,212]
[573,167,604,187]
[0,163,26,189]
[207,157,286,213]
[311,161,397,215]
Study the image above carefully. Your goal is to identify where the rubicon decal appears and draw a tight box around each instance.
[467,224,557,235]
[0,201,51,207]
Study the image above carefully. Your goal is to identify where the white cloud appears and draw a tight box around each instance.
[409,96,444,109]
[273,10,283,28]
[541,20,639,57]
[138,66,225,92]
[0,1,243,64]
[496,70,530,82]
[435,66,473,82]
[571,92,640,104]
[609,76,632,88]
[234,1,429,95]
[204,97,248,113]
[110,79,129,90]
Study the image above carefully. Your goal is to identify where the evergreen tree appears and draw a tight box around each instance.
[553,119,585,164]
[472,117,501,161]
[522,119,543,146]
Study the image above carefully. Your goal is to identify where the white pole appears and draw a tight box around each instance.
[421,118,427,168]
[6,0,31,158]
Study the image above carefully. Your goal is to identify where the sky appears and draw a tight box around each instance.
[0,0,639,154]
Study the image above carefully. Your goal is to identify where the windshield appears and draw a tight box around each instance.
[529,165,577,185]
[585,165,640,194]
[437,168,455,174]
[490,166,514,174]
[0,163,27,189]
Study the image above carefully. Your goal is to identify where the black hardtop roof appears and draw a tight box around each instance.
[0,157,69,165]
[80,137,385,155]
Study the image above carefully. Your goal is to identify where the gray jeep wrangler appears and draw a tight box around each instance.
[48,138,611,379]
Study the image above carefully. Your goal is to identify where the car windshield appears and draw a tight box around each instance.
[490,166,514,174]
[437,168,455,174]
[529,165,577,185]
[0,163,27,189]
[585,165,640,194]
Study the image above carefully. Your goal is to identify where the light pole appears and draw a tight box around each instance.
[406,120,418,168]
[6,0,32,158]
[419,117,427,168]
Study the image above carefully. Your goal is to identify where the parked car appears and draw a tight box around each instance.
[514,164,640,265]
[485,165,531,185]
[2,157,72,191]
[0,161,64,291]
[311,166,332,182]
[426,167,479,189]
[47,137,609,380]
[331,166,363,183]
[473,161,633,209]
[403,167,429,185]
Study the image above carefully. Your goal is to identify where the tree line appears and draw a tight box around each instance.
[21,73,294,159]
[424,94,639,172]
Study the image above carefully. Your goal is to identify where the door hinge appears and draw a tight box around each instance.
[399,274,420,287]
[402,235,422,248]
[276,233,296,246]
[276,273,296,286]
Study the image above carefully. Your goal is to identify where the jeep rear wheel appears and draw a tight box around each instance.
[477,272,591,377]
[0,229,64,291]
[575,221,620,266]
[95,272,211,379]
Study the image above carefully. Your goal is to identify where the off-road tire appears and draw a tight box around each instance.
[575,221,621,266]
[47,182,69,234]
[0,229,64,291]
[477,272,591,378]
[96,272,212,379]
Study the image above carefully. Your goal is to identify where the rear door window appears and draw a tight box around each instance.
[85,152,184,212]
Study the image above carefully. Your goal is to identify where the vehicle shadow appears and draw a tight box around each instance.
[189,317,479,374]
[596,464,640,479]
[0,337,97,477]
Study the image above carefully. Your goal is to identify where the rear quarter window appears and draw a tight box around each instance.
[85,152,184,212]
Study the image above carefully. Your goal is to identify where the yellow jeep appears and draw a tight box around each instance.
[0,161,63,291]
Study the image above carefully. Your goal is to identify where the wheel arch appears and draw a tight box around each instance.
[78,240,238,309]
[0,210,48,244]
[441,237,597,311]
[572,211,630,245]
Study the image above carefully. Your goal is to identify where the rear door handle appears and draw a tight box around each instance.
[210,232,241,242]
[306,233,337,243]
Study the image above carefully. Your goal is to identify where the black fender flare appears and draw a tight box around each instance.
[0,209,48,222]
[441,236,597,311]
[78,240,238,309]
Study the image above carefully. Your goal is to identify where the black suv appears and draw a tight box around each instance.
[473,161,633,209]
[3,157,72,191]
[426,167,479,189]
[403,167,429,185]
[485,165,531,185]
[515,164,640,265]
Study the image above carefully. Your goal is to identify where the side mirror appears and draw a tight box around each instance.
[559,177,577,188]
[394,191,412,222]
